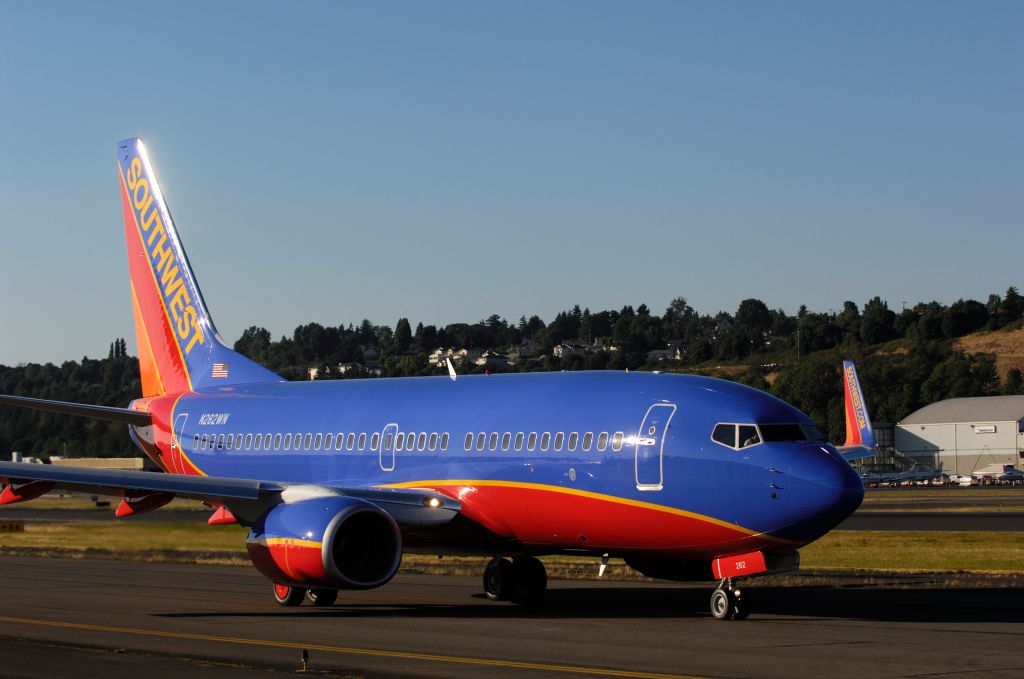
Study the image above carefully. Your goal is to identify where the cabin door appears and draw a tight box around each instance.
[172,413,189,474]
[635,403,676,491]
[379,423,398,472]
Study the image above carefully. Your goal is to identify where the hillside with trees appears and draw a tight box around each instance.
[2,288,1022,456]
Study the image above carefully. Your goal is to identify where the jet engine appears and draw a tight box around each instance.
[246,496,402,590]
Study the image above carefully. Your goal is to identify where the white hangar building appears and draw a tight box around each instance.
[895,396,1024,474]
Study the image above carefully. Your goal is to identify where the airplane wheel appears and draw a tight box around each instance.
[484,557,515,600]
[732,589,750,620]
[273,583,305,607]
[512,556,547,603]
[306,588,338,607]
[710,588,733,620]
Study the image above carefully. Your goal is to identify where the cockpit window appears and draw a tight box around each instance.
[712,423,762,450]
[758,423,825,442]
[738,425,760,448]
[712,423,736,448]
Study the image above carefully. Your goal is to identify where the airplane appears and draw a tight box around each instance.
[0,138,864,621]
[836,360,877,462]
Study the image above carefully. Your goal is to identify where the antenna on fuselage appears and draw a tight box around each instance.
[446,357,457,382]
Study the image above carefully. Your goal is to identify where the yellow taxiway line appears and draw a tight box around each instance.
[0,614,706,679]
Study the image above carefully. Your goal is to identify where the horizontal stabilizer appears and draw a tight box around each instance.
[0,394,151,426]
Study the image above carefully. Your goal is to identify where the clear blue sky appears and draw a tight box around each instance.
[1,1,1021,365]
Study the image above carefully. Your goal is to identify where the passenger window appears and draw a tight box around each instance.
[417,432,426,451]
[597,432,609,451]
[440,432,449,450]
[514,432,524,449]
[501,432,511,451]
[582,432,593,451]
[335,433,344,451]
[324,433,333,449]
[193,434,199,449]
[712,424,736,448]
[314,433,323,450]
[200,434,208,450]
[429,432,438,450]
[226,435,234,451]
[346,433,356,450]
[568,432,578,451]
[358,433,367,450]
[476,433,486,451]
[554,432,564,451]
[244,433,253,449]
[283,434,292,451]
[265,433,272,450]
[488,433,498,451]
[611,432,624,451]
[396,432,406,450]
[235,434,243,449]
[370,433,380,450]
[465,433,474,451]
[528,432,538,451]
[540,433,551,451]
[384,433,394,450]
[273,433,282,450]
[738,425,760,449]
[407,433,416,452]
[303,433,312,450]
[254,433,263,450]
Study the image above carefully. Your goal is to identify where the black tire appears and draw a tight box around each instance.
[483,557,515,601]
[273,583,305,607]
[732,589,750,620]
[306,588,339,607]
[710,588,733,620]
[511,556,547,603]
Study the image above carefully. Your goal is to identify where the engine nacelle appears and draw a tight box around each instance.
[246,496,402,590]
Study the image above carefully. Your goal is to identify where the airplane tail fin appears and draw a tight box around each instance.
[842,360,875,449]
[117,138,282,397]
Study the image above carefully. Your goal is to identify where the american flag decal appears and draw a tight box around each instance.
[211,363,229,378]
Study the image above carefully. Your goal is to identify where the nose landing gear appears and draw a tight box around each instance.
[710,578,750,620]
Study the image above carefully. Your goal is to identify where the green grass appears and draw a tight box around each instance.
[1,521,1022,575]
[801,530,1024,572]
[0,521,247,552]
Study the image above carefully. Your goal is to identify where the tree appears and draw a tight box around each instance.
[942,299,988,338]
[860,297,897,345]
[394,318,412,354]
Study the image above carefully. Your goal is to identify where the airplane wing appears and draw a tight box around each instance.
[0,461,460,528]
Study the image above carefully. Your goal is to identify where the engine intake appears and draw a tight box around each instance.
[246,496,402,590]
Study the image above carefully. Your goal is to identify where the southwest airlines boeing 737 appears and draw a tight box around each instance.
[0,138,868,620]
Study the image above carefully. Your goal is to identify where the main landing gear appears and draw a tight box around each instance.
[483,556,547,603]
[273,584,338,607]
[710,578,750,620]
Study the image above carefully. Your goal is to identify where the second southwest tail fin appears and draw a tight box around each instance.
[117,138,282,396]
[841,360,875,450]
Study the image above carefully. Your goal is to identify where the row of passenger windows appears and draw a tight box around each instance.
[463,430,625,453]
[191,429,628,454]
[192,431,450,453]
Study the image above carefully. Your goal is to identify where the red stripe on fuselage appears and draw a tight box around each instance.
[405,482,795,559]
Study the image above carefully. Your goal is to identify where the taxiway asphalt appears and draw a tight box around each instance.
[0,556,1020,679]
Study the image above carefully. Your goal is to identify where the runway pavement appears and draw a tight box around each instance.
[0,556,1021,679]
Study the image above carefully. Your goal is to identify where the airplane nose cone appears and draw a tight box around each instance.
[789,445,864,537]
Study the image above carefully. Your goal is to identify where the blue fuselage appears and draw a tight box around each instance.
[158,371,863,559]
